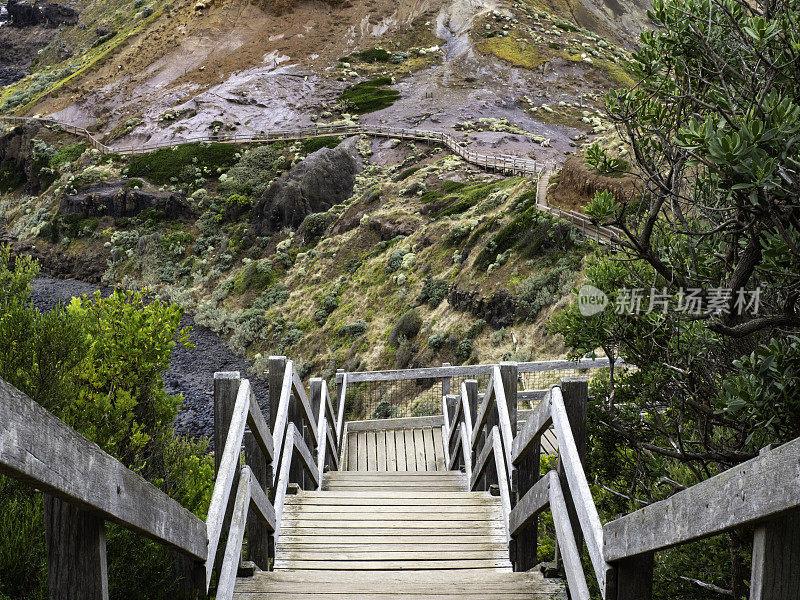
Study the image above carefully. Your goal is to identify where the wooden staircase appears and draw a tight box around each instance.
[233,470,563,598]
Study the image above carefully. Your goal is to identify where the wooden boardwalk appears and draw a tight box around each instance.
[343,416,448,472]
[235,469,564,598]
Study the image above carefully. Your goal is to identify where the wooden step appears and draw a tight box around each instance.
[233,569,565,598]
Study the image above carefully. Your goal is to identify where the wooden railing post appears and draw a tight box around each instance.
[335,369,346,445]
[750,447,800,599]
[465,380,479,479]
[310,378,324,473]
[557,378,588,558]
[44,495,109,600]
[244,429,271,570]
[442,362,457,428]
[214,371,242,572]
[500,362,518,490]
[613,552,653,600]
[268,357,287,436]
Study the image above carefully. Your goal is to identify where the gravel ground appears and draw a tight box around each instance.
[30,277,270,447]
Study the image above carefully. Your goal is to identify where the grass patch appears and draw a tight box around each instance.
[476,36,547,69]
[436,180,512,218]
[50,142,87,168]
[300,136,342,154]
[126,142,239,185]
[353,48,392,63]
[337,77,400,114]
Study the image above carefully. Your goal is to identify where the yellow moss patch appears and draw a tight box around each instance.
[476,36,548,69]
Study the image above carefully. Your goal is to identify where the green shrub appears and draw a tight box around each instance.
[371,400,399,419]
[440,180,468,193]
[435,181,508,218]
[516,257,580,321]
[50,142,87,168]
[411,399,439,417]
[356,48,392,63]
[585,143,629,174]
[417,277,449,308]
[301,212,330,244]
[232,261,276,295]
[340,320,368,339]
[0,165,25,193]
[386,248,407,273]
[126,142,239,185]
[475,209,578,270]
[300,136,342,154]
[388,309,422,346]
[427,333,446,349]
[397,167,419,181]
[0,248,214,599]
[337,78,400,114]
[218,145,283,197]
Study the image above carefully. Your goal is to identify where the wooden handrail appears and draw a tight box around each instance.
[0,377,207,560]
[603,436,800,561]
[550,386,612,592]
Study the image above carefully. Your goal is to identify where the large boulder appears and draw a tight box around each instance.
[252,136,362,233]
[7,0,79,27]
[60,179,193,220]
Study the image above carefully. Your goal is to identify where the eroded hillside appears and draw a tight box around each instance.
[0,0,647,377]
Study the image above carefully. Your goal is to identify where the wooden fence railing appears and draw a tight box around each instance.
[0,354,344,600]
[440,365,800,600]
[211,356,343,600]
[0,116,539,177]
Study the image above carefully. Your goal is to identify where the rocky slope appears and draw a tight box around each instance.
[0,0,645,383]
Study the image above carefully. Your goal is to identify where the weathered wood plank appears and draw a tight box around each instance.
[557,378,587,566]
[470,429,495,492]
[423,428,437,472]
[270,363,294,486]
[750,508,800,600]
[414,428,428,472]
[244,431,271,569]
[345,365,495,383]
[511,397,552,464]
[292,428,321,488]
[276,535,508,545]
[291,368,318,440]
[491,427,512,540]
[385,430,398,472]
[404,429,417,471]
[376,430,387,472]
[0,377,206,561]
[551,386,610,590]
[273,559,512,570]
[216,466,252,600]
[549,472,590,600]
[603,435,800,561]
[394,429,407,471]
[247,388,274,462]
[346,415,445,431]
[248,472,276,532]
[471,375,494,451]
[433,426,446,471]
[272,427,296,538]
[206,377,253,584]
[357,431,368,471]
[509,473,550,536]
[517,358,613,373]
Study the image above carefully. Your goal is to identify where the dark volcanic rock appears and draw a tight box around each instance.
[28,277,271,446]
[61,180,194,220]
[448,285,517,328]
[0,122,46,192]
[252,136,362,233]
[8,0,79,27]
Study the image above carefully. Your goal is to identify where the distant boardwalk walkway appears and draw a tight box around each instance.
[0,116,623,245]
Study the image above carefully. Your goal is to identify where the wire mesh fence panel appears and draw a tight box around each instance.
[343,377,446,421]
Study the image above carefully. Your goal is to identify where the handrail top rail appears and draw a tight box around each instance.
[344,358,621,383]
[0,376,207,561]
